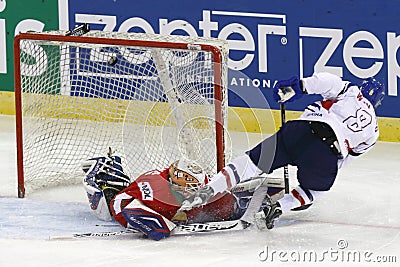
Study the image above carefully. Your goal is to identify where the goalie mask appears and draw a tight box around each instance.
[169,159,209,194]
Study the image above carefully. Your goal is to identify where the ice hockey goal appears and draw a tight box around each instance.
[14,30,229,198]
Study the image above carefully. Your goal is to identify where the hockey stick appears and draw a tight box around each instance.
[236,174,286,223]
[65,23,90,36]
[280,103,290,194]
[239,181,268,223]
[50,228,140,240]
[49,219,249,240]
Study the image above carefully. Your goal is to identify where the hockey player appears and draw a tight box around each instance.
[82,154,280,240]
[180,72,384,229]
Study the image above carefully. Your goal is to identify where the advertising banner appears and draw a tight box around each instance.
[0,0,59,91]
[60,0,400,118]
[2,0,399,119]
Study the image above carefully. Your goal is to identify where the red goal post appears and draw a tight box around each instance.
[14,30,229,198]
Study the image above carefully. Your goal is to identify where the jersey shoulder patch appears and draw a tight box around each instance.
[137,181,154,201]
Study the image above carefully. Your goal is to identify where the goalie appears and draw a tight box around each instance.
[82,154,283,241]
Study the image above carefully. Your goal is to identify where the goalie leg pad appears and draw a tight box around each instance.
[121,199,176,241]
[83,180,113,221]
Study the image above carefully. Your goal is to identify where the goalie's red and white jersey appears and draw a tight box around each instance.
[299,73,379,160]
[110,168,235,227]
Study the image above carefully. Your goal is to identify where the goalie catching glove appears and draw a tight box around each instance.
[82,151,131,221]
[273,76,307,103]
[180,185,215,211]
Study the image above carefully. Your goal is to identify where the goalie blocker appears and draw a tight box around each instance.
[82,154,130,221]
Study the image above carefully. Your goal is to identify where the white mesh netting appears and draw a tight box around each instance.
[16,31,229,194]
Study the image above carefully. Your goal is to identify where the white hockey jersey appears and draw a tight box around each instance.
[298,73,379,166]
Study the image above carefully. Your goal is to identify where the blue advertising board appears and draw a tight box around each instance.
[60,0,400,118]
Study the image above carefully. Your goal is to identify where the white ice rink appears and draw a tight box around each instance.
[0,114,399,266]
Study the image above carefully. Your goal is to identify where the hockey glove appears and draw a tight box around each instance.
[82,153,131,221]
[82,154,131,192]
[273,76,306,103]
[180,185,214,211]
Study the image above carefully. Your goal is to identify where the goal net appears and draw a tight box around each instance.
[14,30,229,198]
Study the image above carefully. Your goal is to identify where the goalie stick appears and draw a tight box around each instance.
[49,219,250,240]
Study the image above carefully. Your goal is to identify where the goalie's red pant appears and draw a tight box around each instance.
[110,168,236,228]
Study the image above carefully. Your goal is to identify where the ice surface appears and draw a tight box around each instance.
[0,114,399,266]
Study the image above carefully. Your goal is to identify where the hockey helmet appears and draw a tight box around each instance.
[360,77,385,108]
[169,159,209,193]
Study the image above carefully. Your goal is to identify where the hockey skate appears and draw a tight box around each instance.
[263,202,282,229]
[255,196,282,230]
